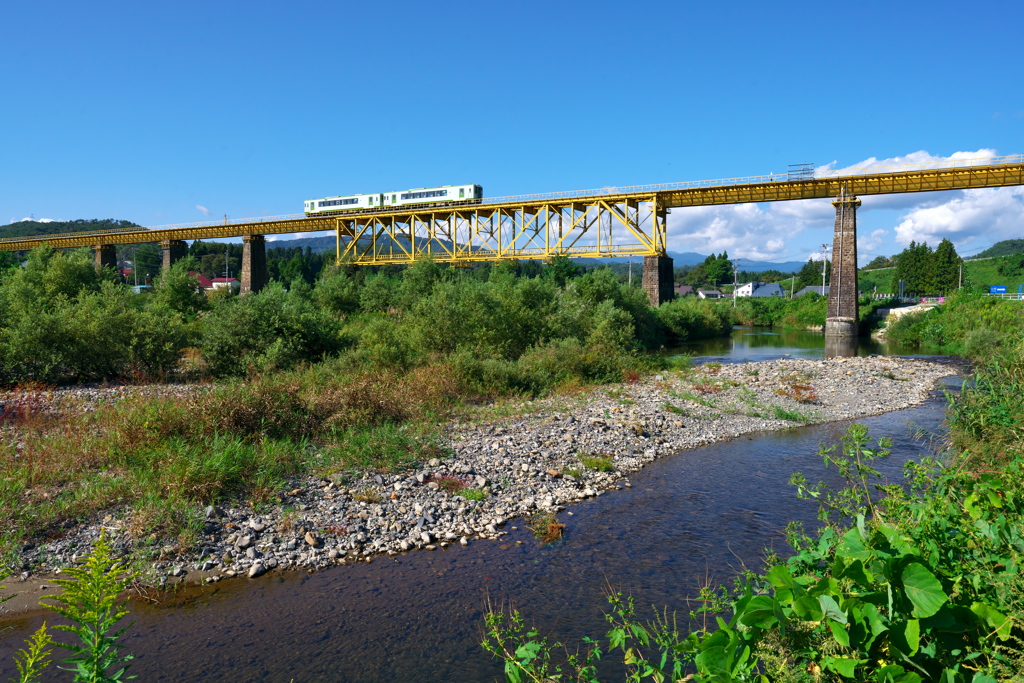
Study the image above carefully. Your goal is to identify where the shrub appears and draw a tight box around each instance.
[655,296,732,343]
[201,282,346,376]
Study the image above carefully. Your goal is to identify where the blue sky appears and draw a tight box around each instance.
[2,0,1022,264]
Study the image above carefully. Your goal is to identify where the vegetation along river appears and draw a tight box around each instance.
[0,337,959,681]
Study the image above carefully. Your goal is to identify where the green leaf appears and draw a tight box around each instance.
[838,558,874,586]
[694,645,728,674]
[765,565,794,589]
[889,619,920,657]
[821,656,860,678]
[738,596,779,629]
[819,595,848,624]
[829,620,850,648]
[901,562,947,618]
[970,602,1012,641]
[839,526,872,562]
[792,595,824,621]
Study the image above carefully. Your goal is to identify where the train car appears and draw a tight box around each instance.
[381,184,483,208]
[304,193,383,216]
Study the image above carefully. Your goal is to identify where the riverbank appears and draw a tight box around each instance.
[0,354,960,612]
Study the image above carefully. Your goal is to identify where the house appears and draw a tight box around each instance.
[211,277,240,293]
[697,289,723,299]
[187,271,238,293]
[674,284,694,297]
[734,281,785,298]
[794,285,829,297]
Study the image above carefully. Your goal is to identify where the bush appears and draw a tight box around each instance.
[655,297,732,342]
[201,282,346,376]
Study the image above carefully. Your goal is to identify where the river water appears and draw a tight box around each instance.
[0,332,957,682]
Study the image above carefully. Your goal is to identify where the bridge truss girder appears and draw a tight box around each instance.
[337,195,666,265]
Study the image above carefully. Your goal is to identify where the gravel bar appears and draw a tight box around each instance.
[4,355,961,590]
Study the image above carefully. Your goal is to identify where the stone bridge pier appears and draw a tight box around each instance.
[241,234,268,295]
[161,239,188,274]
[93,244,117,271]
[642,255,674,307]
[825,189,861,338]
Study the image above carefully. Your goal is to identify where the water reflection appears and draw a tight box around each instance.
[671,326,919,363]
[824,335,859,358]
[0,385,956,683]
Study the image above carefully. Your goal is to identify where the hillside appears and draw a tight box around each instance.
[971,239,1024,259]
[0,219,140,240]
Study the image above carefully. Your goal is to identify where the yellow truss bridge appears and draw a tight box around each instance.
[1,154,1021,303]
[2,154,1021,262]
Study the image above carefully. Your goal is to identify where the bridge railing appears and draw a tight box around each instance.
[12,154,1020,239]
[478,153,1024,206]
[0,226,146,243]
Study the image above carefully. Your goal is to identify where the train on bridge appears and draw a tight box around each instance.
[305,183,483,216]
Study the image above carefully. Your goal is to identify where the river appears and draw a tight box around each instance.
[0,330,957,682]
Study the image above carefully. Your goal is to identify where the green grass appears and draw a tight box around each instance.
[579,454,615,472]
[772,405,810,422]
[460,488,487,501]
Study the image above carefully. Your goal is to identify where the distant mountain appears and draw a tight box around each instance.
[971,239,1024,260]
[266,235,336,253]
[0,219,140,240]
[262,238,806,273]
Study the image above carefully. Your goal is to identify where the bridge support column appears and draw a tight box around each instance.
[161,239,188,274]
[93,244,117,272]
[241,234,268,295]
[642,255,674,307]
[825,190,861,338]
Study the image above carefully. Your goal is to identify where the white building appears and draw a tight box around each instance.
[734,281,785,298]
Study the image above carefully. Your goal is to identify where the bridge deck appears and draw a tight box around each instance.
[2,155,1021,263]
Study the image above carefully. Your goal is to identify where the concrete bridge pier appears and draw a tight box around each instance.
[161,239,188,274]
[642,254,674,307]
[93,244,117,272]
[241,234,268,295]
[825,189,861,339]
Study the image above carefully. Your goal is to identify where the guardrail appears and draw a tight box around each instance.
[0,226,147,243]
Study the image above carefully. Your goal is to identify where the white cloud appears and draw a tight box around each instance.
[665,148,1022,262]
[667,200,833,261]
[17,216,55,223]
[893,186,1024,250]
[196,205,212,216]
[858,229,888,255]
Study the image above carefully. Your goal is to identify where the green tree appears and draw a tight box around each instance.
[930,238,962,295]
[153,256,207,317]
[796,259,830,290]
[703,252,731,287]
[864,254,896,270]
[542,255,584,288]
[890,241,934,294]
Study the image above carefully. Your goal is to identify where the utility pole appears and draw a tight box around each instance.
[732,260,740,308]
[820,243,830,295]
[959,262,963,290]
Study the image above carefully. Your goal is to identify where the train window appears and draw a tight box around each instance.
[392,195,396,202]
[459,188,464,197]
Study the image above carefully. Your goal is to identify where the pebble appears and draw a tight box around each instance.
[10,356,960,586]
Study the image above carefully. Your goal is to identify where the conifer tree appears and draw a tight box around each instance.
[930,238,962,294]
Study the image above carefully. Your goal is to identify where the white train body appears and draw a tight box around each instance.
[304,184,482,216]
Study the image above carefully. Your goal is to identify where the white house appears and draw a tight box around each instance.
[734,281,785,298]
[697,289,723,299]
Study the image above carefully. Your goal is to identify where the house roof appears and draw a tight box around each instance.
[795,285,829,296]
[188,271,214,288]
[674,284,694,295]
